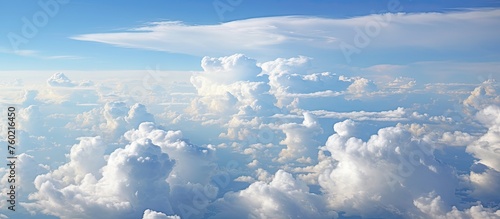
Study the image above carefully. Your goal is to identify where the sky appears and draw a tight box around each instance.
[1,0,500,219]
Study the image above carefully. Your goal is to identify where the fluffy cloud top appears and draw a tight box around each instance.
[275,112,322,162]
[414,192,500,219]
[22,134,176,219]
[6,53,500,219]
[142,209,180,219]
[464,86,500,170]
[211,170,337,219]
[200,54,262,83]
[464,105,500,202]
[47,73,76,87]
[316,120,460,218]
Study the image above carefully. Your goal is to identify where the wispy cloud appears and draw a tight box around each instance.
[71,9,500,58]
[0,47,83,60]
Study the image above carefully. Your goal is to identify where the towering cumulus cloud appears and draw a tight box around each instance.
[188,53,274,119]
[22,131,179,219]
[465,105,500,203]
[315,120,459,217]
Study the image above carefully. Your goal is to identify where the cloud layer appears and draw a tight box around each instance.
[2,53,499,219]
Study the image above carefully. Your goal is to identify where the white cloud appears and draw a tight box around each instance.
[18,105,45,134]
[22,133,177,219]
[468,105,500,172]
[314,120,459,217]
[274,112,322,163]
[125,103,156,128]
[345,77,378,100]
[19,90,40,107]
[0,48,82,60]
[414,192,500,219]
[234,175,255,183]
[439,131,476,147]
[123,122,216,186]
[463,105,500,202]
[210,170,337,219]
[7,52,500,219]
[260,56,349,106]
[307,107,408,122]
[188,54,275,120]
[381,77,416,92]
[72,9,500,59]
[47,73,76,87]
[142,209,180,219]
[247,159,259,168]
[463,80,500,112]
[332,119,356,137]
[0,153,49,211]
[200,54,262,83]
[123,122,220,218]
[468,164,500,203]
[66,102,155,140]
[363,64,405,73]
[255,168,273,183]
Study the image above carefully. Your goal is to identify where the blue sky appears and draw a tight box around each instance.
[1,0,499,74]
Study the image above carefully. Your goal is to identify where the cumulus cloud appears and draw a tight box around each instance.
[23,133,176,219]
[381,77,417,92]
[32,73,100,105]
[439,131,476,147]
[210,170,337,219]
[126,103,156,128]
[188,54,275,119]
[274,112,322,163]
[47,73,76,87]
[0,153,49,211]
[142,209,180,219]
[345,77,378,100]
[464,105,500,202]
[234,175,256,183]
[200,54,262,83]
[19,90,41,107]
[414,192,500,219]
[123,122,217,186]
[123,122,219,219]
[463,80,500,112]
[18,105,44,134]
[260,56,349,106]
[314,120,459,218]
[468,105,500,172]
[66,102,155,139]
[8,52,500,219]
